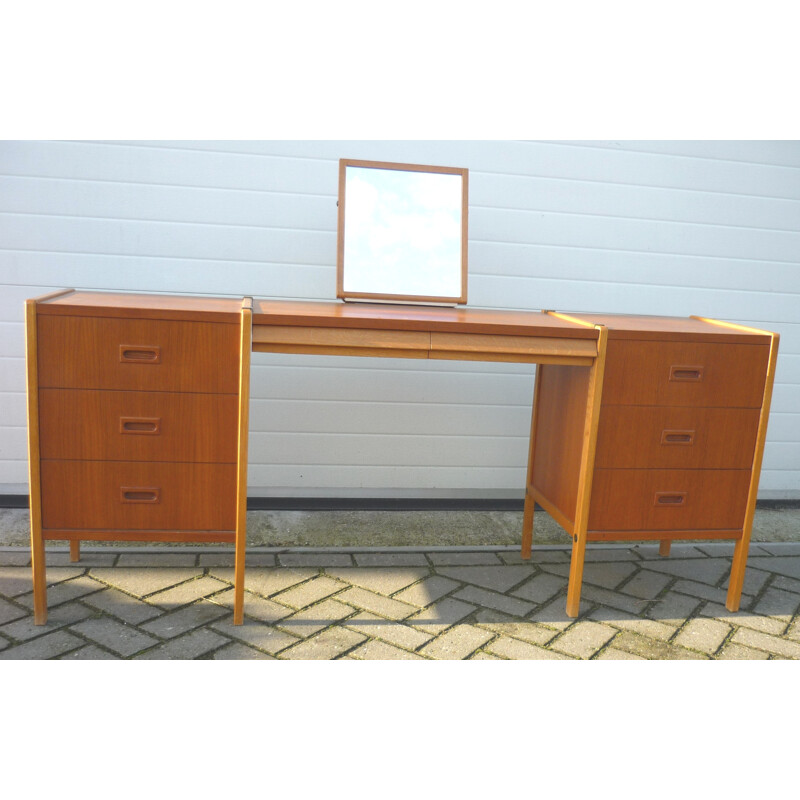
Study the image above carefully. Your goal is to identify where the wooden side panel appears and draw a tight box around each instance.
[41,461,237,531]
[601,340,769,407]
[594,406,760,469]
[37,315,239,393]
[531,364,590,528]
[39,389,238,463]
[588,469,752,531]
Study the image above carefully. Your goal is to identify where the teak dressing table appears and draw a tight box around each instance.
[25,290,778,626]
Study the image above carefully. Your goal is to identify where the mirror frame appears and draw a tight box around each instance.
[336,158,469,305]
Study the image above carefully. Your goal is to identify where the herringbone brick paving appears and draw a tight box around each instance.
[3,541,800,659]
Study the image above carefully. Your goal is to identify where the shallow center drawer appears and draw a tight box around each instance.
[39,389,238,463]
[37,314,239,393]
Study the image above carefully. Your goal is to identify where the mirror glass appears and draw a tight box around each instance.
[337,159,468,305]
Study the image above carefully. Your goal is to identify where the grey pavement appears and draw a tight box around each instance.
[3,538,800,659]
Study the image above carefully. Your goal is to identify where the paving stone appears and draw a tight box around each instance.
[277,553,354,568]
[392,575,460,607]
[716,642,770,660]
[435,565,534,593]
[730,628,800,659]
[209,567,318,598]
[647,591,702,624]
[634,544,705,559]
[529,594,575,630]
[407,596,477,634]
[326,568,429,596]
[82,587,162,625]
[698,602,786,636]
[544,561,639,591]
[89,568,203,598]
[352,553,429,567]
[2,601,94,642]
[211,618,300,655]
[419,624,495,660]
[281,627,367,660]
[579,584,648,615]
[485,636,572,660]
[617,569,673,600]
[610,631,708,660]
[720,567,772,597]
[588,607,676,641]
[753,544,800,556]
[746,556,800,581]
[16,574,106,609]
[272,575,346,609]
[70,617,159,657]
[147,575,230,609]
[784,619,800,643]
[198,553,278,567]
[473,609,558,646]
[116,552,199,567]
[671,580,747,607]
[451,584,534,617]
[210,587,293,624]
[140,601,229,639]
[0,566,81,598]
[427,552,504,566]
[0,635,8,651]
[469,651,503,659]
[583,548,639,562]
[595,647,647,660]
[0,597,27,625]
[349,639,427,660]
[550,621,617,659]
[135,628,230,660]
[60,645,121,660]
[674,618,731,655]
[0,629,84,660]
[510,572,567,604]
[278,599,356,637]
[769,574,800,596]
[0,551,30,567]
[344,611,433,651]
[212,642,276,659]
[528,549,571,563]
[642,558,733,585]
[335,587,417,620]
[46,552,118,567]
[751,587,800,623]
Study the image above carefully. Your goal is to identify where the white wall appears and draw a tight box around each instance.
[1,140,798,499]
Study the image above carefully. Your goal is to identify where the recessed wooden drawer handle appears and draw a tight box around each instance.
[654,491,687,506]
[120,417,161,435]
[660,429,695,446]
[669,365,704,382]
[120,345,161,364]
[120,487,160,503]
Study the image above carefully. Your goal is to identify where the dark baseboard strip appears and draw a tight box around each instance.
[1,494,798,512]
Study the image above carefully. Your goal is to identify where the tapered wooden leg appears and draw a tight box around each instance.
[726,537,749,611]
[70,540,81,562]
[521,366,543,560]
[659,539,671,557]
[31,526,47,625]
[233,299,252,625]
[565,325,608,618]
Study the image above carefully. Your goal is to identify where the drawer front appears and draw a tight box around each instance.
[41,461,237,531]
[595,406,760,469]
[37,315,239,393]
[39,389,238,463]
[589,469,751,532]
[601,340,769,407]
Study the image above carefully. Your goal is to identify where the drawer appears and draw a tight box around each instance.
[39,389,238,463]
[41,461,237,531]
[601,340,769,407]
[37,314,239,393]
[588,469,751,532]
[594,406,760,469]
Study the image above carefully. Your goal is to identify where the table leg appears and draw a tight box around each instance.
[234,300,252,625]
[659,540,671,557]
[565,325,608,618]
[521,366,543,560]
[70,540,81,562]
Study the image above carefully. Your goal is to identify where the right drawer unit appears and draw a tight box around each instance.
[589,335,771,538]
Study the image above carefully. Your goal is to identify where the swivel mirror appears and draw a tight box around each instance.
[336,159,469,305]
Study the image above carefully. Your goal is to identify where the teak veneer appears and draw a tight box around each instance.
[26,292,778,624]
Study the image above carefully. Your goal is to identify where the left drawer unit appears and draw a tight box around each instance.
[25,289,253,625]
